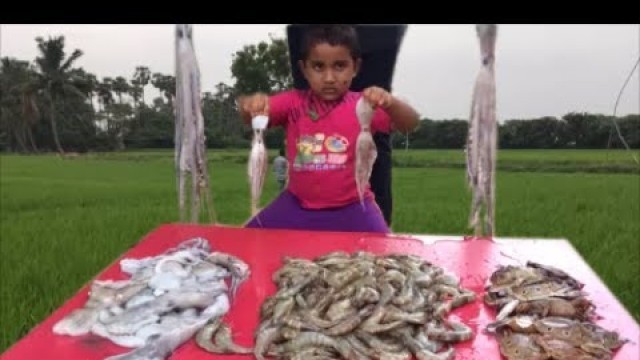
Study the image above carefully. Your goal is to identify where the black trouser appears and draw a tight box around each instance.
[370,132,392,226]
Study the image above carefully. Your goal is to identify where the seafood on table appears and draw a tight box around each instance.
[484,261,589,321]
[484,261,628,360]
[197,250,476,359]
[52,238,250,360]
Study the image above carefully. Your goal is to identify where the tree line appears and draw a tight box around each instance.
[393,114,639,149]
[1,34,637,154]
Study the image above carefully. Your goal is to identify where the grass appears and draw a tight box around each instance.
[84,148,640,173]
[0,149,638,352]
[391,149,640,173]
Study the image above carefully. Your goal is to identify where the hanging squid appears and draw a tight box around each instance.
[175,24,215,223]
[248,115,268,216]
[466,24,498,236]
[355,98,377,208]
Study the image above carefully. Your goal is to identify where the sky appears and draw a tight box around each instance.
[2,24,638,121]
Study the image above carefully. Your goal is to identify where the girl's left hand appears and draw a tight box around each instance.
[362,86,394,109]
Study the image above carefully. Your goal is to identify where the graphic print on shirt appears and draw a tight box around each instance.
[294,133,349,172]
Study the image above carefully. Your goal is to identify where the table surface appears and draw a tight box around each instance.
[2,224,638,360]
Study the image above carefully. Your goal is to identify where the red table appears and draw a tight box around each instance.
[2,224,638,359]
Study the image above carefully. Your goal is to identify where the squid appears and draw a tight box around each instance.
[248,115,268,216]
[174,24,215,223]
[355,98,377,208]
[466,24,498,236]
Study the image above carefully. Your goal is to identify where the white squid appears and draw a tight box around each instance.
[175,24,215,223]
[248,115,269,216]
[355,98,377,208]
[105,295,230,360]
[466,24,498,236]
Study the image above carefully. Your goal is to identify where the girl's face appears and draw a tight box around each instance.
[299,43,361,101]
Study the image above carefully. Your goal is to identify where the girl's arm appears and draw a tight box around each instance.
[363,86,420,133]
[385,96,420,133]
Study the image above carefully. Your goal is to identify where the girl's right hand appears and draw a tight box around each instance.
[239,93,270,118]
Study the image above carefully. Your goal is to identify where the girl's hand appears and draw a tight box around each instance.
[239,93,269,117]
[362,86,393,109]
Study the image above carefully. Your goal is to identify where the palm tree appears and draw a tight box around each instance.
[69,68,98,113]
[94,77,114,134]
[151,73,176,108]
[33,36,86,154]
[112,76,130,104]
[96,77,114,112]
[1,58,39,152]
[129,84,142,108]
[21,86,40,153]
[133,66,151,105]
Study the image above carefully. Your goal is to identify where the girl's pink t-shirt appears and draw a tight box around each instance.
[268,89,391,209]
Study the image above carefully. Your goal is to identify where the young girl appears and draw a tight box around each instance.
[238,25,419,233]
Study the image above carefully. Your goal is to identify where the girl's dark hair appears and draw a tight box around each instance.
[301,24,361,61]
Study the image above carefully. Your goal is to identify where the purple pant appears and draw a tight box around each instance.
[245,190,390,233]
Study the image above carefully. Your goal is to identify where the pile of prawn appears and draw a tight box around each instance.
[200,251,477,360]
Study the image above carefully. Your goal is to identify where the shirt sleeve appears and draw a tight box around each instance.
[268,90,298,128]
[371,107,392,134]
